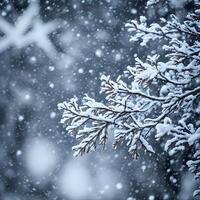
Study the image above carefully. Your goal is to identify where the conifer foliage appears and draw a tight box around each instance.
[59,0,200,196]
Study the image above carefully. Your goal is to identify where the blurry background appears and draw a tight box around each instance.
[0,0,197,199]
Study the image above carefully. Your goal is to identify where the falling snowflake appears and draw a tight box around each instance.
[0,2,58,58]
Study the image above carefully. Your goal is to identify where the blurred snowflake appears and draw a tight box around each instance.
[0,2,58,58]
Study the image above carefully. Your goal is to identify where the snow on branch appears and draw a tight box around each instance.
[59,2,200,196]
[146,0,160,6]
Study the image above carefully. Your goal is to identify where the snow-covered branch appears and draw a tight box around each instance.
[59,1,200,196]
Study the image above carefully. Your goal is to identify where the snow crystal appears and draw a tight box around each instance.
[50,112,56,119]
[115,53,121,61]
[18,115,24,121]
[0,2,58,58]
[130,9,137,14]
[141,165,146,172]
[57,161,92,200]
[25,94,31,101]
[148,195,155,200]
[49,82,54,88]
[169,176,177,184]
[30,56,37,63]
[48,66,55,71]
[78,68,84,74]
[16,150,22,156]
[179,173,194,200]
[25,138,57,180]
[116,182,123,190]
[169,0,187,8]
[127,197,136,200]
[95,49,103,57]
[163,194,169,200]
[89,69,94,74]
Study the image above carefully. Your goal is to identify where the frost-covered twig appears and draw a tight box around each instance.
[59,1,200,196]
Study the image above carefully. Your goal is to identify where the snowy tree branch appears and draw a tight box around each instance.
[59,1,200,196]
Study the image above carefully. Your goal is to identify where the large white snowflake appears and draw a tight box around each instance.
[0,2,58,58]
